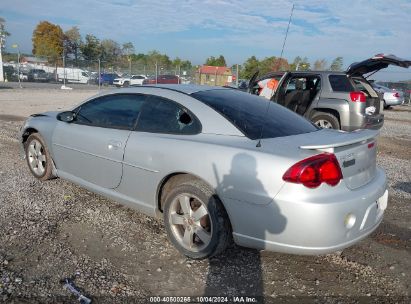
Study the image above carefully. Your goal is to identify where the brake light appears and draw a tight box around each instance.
[393,92,400,98]
[350,91,366,102]
[283,153,343,188]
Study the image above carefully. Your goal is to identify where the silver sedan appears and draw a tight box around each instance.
[372,83,405,108]
[19,85,388,259]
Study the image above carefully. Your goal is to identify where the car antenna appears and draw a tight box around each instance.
[256,3,294,148]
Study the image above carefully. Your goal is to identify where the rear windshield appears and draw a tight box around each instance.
[192,89,318,140]
[352,77,379,98]
[329,75,354,92]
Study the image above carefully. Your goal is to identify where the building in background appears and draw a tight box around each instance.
[20,56,48,65]
[196,65,232,86]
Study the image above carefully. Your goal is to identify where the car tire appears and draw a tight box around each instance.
[312,112,340,130]
[123,81,130,87]
[383,101,390,110]
[25,133,54,181]
[164,179,232,260]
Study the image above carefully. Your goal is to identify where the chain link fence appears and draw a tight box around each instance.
[2,55,198,86]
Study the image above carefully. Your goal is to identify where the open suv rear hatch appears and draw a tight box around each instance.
[347,54,411,76]
[346,54,411,116]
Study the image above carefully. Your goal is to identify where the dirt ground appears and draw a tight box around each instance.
[0,87,410,303]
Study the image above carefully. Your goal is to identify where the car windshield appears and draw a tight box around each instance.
[192,89,319,140]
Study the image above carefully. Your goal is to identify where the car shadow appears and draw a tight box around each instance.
[204,153,287,301]
[393,182,411,194]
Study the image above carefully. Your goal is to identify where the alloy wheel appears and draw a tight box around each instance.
[27,139,46,176]
[316,119,333,129]
[168,193,213,252]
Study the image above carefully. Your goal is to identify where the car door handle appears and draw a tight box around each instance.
[107,140,122,150]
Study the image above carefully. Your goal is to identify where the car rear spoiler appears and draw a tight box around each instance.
[300,129,379,150]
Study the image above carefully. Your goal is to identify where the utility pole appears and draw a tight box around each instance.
[0,32,5,82]
[128,57,131,75]
[63,47,66,87]
[155,61,158,84]
[11,44,21,88]
[98,58,101,90]
[236,64,239,87]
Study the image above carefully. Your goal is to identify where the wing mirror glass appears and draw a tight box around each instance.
[57,111,76,123]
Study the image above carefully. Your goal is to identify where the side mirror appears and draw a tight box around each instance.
[57,111,76,123]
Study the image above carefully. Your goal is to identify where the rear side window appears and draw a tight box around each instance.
[192,89,318,140]
[329,75,354,92]
[136,96,201,135]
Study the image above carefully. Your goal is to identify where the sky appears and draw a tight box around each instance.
[1,0,411,81]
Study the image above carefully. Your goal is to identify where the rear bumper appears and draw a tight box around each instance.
[343,113,384,131]
[229,168,387,255]
[385,98,404,106]
[364,113,384,129]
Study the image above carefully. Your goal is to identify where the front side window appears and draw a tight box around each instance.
[74,94,146,130]
[136,96,201,135]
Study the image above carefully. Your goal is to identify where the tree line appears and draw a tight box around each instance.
[239,55,344,79]
[30,21,193,71]
[2,18,345,77]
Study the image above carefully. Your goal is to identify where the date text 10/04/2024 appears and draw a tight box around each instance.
[149,296,258,303]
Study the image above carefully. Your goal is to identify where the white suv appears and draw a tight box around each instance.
[113,75,147,87]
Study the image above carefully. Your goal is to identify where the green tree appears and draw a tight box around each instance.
[172,57,182,68]
[289,56,302,71]
[330,57,343,71]
[64,26,81,61]
[258,56,289,74]
[0,17,10,40]
[100,39,122,64]
[122,42,135,56]
[32,21,64,63]
[0,17,10,81]
[313,59,327,70]
[298,57,311,71]
[205,55,226,66]
[80,34,101,61]
[180,60,192,71]
[146,50,171,70]
[240,56,259,79]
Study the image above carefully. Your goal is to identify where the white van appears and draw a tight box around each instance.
[56,67,90,84]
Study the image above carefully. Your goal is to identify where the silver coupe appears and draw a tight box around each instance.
[19,85,388,259]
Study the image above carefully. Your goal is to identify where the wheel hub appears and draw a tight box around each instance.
[169,194,213,251]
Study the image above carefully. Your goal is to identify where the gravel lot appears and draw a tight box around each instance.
[0,87,410,303]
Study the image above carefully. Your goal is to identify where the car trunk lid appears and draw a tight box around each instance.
[299,129,378,190]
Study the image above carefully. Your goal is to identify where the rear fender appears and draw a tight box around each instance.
[310,98,349,127]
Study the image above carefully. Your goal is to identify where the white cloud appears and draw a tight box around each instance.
[2,0,411,77]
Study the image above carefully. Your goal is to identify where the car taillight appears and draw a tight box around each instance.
[350,91,366,102]
[282,153,343,188]
[393,92,400,98]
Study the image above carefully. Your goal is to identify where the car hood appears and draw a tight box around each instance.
[346,54,411,76]
[30,111,59,119]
